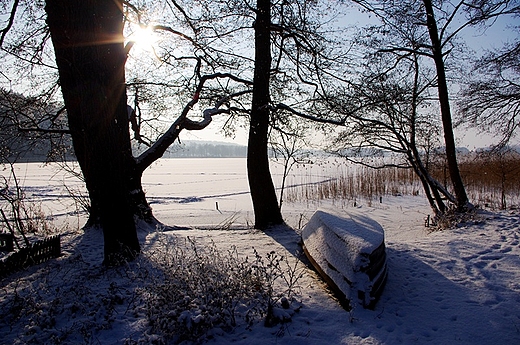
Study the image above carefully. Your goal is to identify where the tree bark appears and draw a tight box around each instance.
[422,0,470,211]
[45,0,140,264]
[247,0,284,229]
[85,171,153,228]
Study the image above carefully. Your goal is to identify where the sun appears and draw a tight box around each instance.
[127,25,159,54]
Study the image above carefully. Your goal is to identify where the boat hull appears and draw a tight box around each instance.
[302,210,388,309]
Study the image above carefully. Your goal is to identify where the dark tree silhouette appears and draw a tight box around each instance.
[248,0,284,229]
[421,0,469,210]
[3,0,253,237]
[45,0,140,265]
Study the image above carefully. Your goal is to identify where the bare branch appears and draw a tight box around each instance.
[18,127,70,134]
[152,24,198,46]
[135,73,252,172]
[378,47,434,59]
[273,103,346,126]
[166,0,199,34]
[0,0,19,49]
[182,108,229,130]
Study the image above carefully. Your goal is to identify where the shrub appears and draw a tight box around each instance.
[1,163,59,251]
[139,235,304,343]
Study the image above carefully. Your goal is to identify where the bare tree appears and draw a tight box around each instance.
[348,0,470,209]
[269,121,312,212]
[458,26,520,147]
[165,0,330,229]
[343,0,519,212]
[325,44,456,215]
[419,0,470,210]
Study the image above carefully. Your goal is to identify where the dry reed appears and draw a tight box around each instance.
[282,154,520,210]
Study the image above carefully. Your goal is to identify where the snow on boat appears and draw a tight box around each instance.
[302,209,388,310]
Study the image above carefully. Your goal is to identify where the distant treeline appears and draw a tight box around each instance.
[3,140,248,162]
[164,141,247,158]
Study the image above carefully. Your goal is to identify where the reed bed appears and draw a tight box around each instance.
[281,155,520,210]
[282,164,422,205]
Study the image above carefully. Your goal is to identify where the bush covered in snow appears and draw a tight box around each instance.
[136,234,304,343]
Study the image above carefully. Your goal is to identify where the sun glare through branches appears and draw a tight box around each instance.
[126,25,159,56]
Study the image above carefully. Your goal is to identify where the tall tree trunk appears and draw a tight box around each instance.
[247,0,284,229]
[46,0,140,265]
[422,0,470,211]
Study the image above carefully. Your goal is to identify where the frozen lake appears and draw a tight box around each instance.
[6,157,355,229]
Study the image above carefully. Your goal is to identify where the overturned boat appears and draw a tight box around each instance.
[302,210,388,310]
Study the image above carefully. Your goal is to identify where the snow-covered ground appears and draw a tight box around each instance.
[1,158,519,344]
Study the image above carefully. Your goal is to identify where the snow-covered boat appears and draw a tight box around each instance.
[302,210,388,309]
